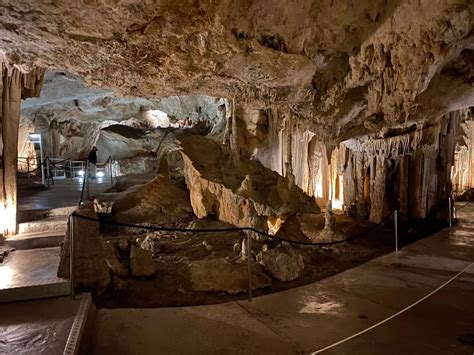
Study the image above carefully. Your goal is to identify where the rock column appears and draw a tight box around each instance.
[0,64,44,235]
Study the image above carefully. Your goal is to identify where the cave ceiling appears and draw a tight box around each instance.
[1,0,473,141]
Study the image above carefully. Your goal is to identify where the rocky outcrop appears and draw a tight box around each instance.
[189,258,271,294]
[178,135,320,231]
[130,245,155,277]
[57,203,111,292]
[257,243,305,282]
[99,175,195,227]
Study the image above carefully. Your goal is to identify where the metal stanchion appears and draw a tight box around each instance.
[69,215,75,299]
[109,159,113,186]
[247,232,252,302]
[448,196,452,227]
[394,210,398,254]
[46,158,50,188]
[27,157,30,180]
[86,163,90,200]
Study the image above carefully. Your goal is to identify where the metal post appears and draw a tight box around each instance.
[448,196,452,227]
[27,157,30,180]
[394,210,398,254]
[247,232,252,302]
[109,159,113,186]
[46,158,50,188]
[86,163,90,200]
[70,215,75,299]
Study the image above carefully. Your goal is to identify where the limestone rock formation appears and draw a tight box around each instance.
[189,258,271,294]
[57,203,111,292]
[130,245,155,277]
[100,175,195,227]
[178,135,320,231]
[318,201,345,242]
[257,243,305,282]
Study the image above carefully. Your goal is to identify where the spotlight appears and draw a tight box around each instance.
[78,170,84,176]
[97,171,105,178]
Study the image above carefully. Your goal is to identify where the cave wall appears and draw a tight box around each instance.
[232,104,464,222]
[452,108,474,192]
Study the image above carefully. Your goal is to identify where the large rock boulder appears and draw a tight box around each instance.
[189,258,271,295]
[99,175,195,227]
[130,245,155,277]
[257,243,304,282]
[178,135,319,231]
[58,203,111,292]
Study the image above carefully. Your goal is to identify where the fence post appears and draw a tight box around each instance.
[394,210,398,254]
[46,158,50,188]
[86,162,90,200]
[247,232,252,302]
[70,214,75,300]
[448,196,452,227]
[109,158,113,186]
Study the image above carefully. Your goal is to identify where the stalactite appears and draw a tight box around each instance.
[0,63,44,235]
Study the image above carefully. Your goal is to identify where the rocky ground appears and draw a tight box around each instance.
[53,135,448,308]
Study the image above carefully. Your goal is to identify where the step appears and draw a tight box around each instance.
[5,230,65,249]
[17,205,77,224]
[0,280,71,303]
[18,216,68,235]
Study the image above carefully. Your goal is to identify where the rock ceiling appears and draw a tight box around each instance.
[1,0,473,141]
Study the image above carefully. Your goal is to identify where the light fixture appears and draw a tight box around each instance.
[97,171,105,178]
[78,170,84,176]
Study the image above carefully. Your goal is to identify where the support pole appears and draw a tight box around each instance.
[109,158,113,186]
[46,158,50,188]
[394,210,398,254]
[448,196,452,227]
[247,232,252,302]
[70,214,75,299]
[86,162,90,200]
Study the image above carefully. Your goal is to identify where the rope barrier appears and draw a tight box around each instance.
[71,209,396,247]
[311,262,474,354]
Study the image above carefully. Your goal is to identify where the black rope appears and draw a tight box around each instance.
[71,209,395,247]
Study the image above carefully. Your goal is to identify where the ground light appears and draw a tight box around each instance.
[0,199,16,235]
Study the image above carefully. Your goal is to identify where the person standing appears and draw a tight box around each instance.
[87,146,98,178]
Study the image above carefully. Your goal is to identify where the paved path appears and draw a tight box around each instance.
[18,177,111,211]
[85,203,474,355]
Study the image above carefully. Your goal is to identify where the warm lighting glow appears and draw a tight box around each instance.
[0,200,17,235]
[145,109,170,128]
[267,216,284,235]
[28,133,41,140]
[0,265,13,289]
[331,199,344,211]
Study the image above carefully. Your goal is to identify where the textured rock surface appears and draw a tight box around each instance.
[257,243,305,282]
[189,258,271,294]
[179,135,319,230]
[101,175,195,227]
[130,245,155,277]
[1,1,472,140]
[57,203,111,292]
[18,71,228,166]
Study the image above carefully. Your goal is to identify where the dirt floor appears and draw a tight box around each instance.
[93,212,448,308]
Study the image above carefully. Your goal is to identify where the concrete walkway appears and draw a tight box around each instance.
[84,203,474,354]
[18,177,111,211]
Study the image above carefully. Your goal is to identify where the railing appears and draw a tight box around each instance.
[68,194,463,301]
